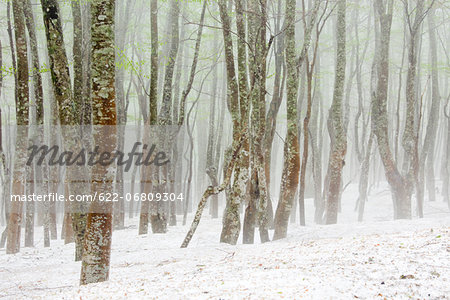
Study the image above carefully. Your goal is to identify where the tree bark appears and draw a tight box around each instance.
[273,0,301,240]
[138,0,158,235]
[80,0,117,285]
[218,0,245,245]
[325,0,347,225]
[273,0,320,239]
[372,0,411,220]
[181,139,243,248]
[7,0,30,255]
[420,4,440,207]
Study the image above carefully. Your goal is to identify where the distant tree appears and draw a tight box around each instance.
[139,0,158,235]
[7,0,30,255]
[1,1,17,250]
[419,2,440,208]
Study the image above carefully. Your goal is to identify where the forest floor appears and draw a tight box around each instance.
[0,182,449,299]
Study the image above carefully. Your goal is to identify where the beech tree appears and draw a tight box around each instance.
[371,0,411,219]
[325,0,347,225]
[218,0,246,245]
[80,0,117,285]
[273,0,320,239]
[41,0,90,261]
[6,0,29,255]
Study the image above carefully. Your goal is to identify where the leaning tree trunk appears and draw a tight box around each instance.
[372,0,411,220]
[80,0,117,285]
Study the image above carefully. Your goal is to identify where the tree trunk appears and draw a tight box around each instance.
[420,4,440,207]
[444,102,450,209]
[358,133,374,222]
[181,139,243,248]
[273,0,300,240]
[372,0,411,220]
[80,0,117,285]
[273,0,320,240]
[139,0,158,235]
[218,0,244,245]
[113,0,134,230]
[325,0,347,225]
[7,0,30,255]
[41,0,90,260]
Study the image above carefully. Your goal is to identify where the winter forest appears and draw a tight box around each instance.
[0,0,449,298]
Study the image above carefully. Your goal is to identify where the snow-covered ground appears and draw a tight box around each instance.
[0,183,449,299]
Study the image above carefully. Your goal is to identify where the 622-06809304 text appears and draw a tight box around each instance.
[10,192,184,203]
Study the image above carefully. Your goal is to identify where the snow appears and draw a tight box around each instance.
[0,183,449,299]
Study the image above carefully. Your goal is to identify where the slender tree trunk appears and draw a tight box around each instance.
[139,0,158,235]
[151,0,180,233]
[181,140,243,248]
[444,102,450,209]
[0,39,8,246]
[24,164,34,247]
[113,0,133,230]
[206,32,219,219]
[420,4,440,206]
[299,55,315,227]
[7,0,30,255]
[325,0,347,225]
[63,182,74,244]
[218,0,244,245]
[310,55,323,224]
[372,0,411,220]
[82,3,92,126]
[264,0,285,229]
[358,133,374,222]
[273,0,300,240]
[0,6,15,248]
[402,0,426,218]
[41,0,91,260]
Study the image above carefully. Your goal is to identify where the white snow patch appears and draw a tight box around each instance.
[0,183,449,299]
